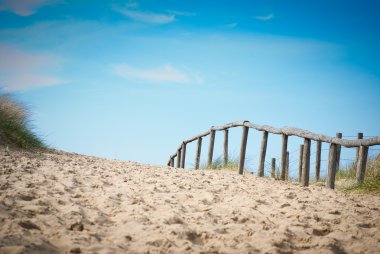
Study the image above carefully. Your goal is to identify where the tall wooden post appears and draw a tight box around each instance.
[258,131,268,177]
[223,129,229,166]
[356,146,369,183]
[286,151,289,180]
[195,137,202,169]
[271,158,276,178]
[298,144,304,182]
[207,129,216,168]
[355,133,363,165]
[176,148,182,168]
[238,126,249,175]
[180,143,186,169]
[315,141,322,181]
[280,134,288,180]
[326,143,338,189]
[301,138,311,187]
[335,133,342,172]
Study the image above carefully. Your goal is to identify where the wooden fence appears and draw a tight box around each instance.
[167,120,380,189]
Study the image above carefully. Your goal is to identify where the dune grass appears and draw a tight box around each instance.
[0,94,46,150]
[199,154,266,176]
[337,156,380,194]
[200,155,286,179]
[303,156,380,194]
[200,155,240,171]
[272,166,283,180]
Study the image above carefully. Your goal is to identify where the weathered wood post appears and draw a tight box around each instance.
[176,148,182,168]
[258,131,268,177]
[271,158,276,178]
[326,143,338,189]
[315,141,322,181]
[355,133,363,166]
[223,129,229,167]
[301,138,311,187]
[356,145,369,183]
[286,151,289,180]
[195,137,202,169]
[335,133,342,172]
[298,144,304,182]
[207,129,216,168]
[280,134,288,180]
[170,157,175,167]
[180,142,186,169]
[238,126,249,175]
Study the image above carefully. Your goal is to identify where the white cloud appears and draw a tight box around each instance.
[223,22,238,28]
[114,5,175,24]
[0,0,58,16]
[112,64,202,84]
[166,10,196,17]
[124,1,139,9]
[0,74,60,92]
[0,44,61,92]
[255,13,274,21]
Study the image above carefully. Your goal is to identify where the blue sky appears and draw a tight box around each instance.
[1,0,379,174]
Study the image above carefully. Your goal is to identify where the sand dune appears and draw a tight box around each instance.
[0,149,379,253]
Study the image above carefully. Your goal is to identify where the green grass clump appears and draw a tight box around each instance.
[200,155,240,171]
[272,166,282,180]
[0,94,46,150]
[336,163,357,180]
[337,156,380,194]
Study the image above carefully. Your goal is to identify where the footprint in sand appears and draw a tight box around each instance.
[312,224,331,236]
[280,203,291,208]
[181,230,204,245]
[285,192,297,199]
[164,215,184,225]
[357,223,374,228]
[18,220,40,230]
[18,193,36,201]
[69,221,84,231]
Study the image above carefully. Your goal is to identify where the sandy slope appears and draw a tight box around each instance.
[0,150,379,254]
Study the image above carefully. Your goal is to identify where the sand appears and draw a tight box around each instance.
[0,149,379,254]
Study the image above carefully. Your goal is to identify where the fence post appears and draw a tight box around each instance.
[170,157,174,167]
[335,133,342,173]
[258,131,268,177]
[298,144,304,182]
[271,158,276,178]
[180,142,186,169]
[301,138,311,186]
[280,134,288,180]
[286,151,289,180]
[355,133,363,166]
[223,129,229,167]
[207,129,216,168]
[326,143,338,189]
[195,137,202,169]
[356,146,369,183]
[315,141,321,181]
[176,148,182,168]
[238,126,249,175]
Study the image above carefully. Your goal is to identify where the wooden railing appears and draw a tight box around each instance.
[167,120,380,189]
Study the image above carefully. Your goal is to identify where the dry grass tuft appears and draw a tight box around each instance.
[336,156,380,194]
[0,94,46,150]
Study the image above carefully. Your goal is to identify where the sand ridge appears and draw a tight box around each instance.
[0,150,379,253]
